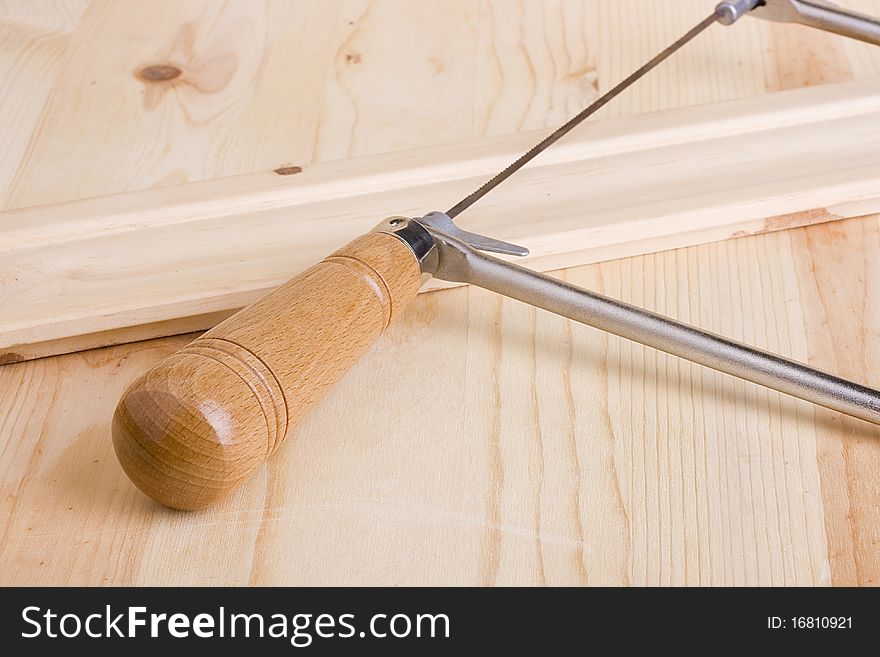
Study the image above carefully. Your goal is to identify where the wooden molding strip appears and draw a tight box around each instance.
[2,78,880,362]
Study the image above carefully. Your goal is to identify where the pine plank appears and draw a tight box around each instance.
[3,78,880,361]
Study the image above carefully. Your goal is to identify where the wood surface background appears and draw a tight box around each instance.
[1,0,879,585]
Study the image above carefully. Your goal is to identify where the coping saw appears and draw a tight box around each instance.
[112,0,880,510]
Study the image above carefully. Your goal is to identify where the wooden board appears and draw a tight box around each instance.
[3,78,880,361]
[2,0,880,586]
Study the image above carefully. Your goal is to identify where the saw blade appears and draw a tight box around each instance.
[445,11,719,219]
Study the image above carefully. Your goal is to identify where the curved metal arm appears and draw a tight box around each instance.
[419,219,880,427]
[751,0,880,46]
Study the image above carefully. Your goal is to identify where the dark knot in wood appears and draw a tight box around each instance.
[273,166,303,176]
[137,65,183,82]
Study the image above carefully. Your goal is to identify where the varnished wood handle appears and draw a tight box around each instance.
[112,231,422,510]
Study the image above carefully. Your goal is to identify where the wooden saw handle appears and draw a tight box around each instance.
[112,231,421,510]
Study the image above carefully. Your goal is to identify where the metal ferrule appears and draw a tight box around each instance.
[374,216,439,274]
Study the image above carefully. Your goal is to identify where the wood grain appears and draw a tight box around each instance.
[790,219,880,585]
[2,0,880,585]
[3,78,880,361]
